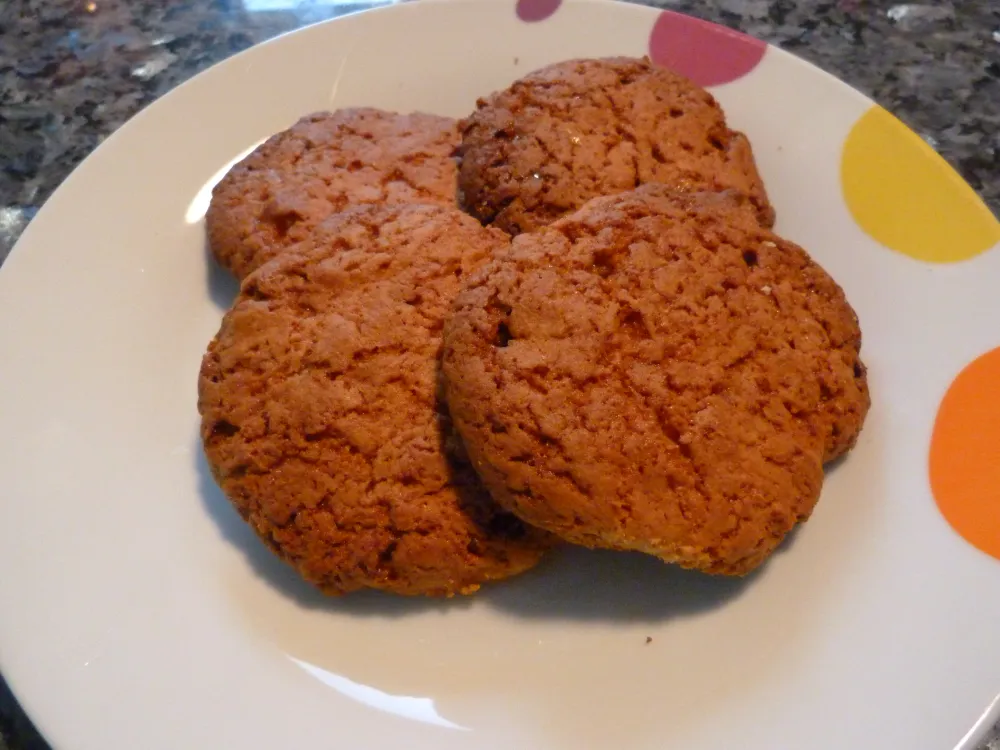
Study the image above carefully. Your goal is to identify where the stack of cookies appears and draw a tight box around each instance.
[198,57,870,598]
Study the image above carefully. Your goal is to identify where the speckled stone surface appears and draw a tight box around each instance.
[0,1,998,748]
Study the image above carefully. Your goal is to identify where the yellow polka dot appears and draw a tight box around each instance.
[841,106,1000,263]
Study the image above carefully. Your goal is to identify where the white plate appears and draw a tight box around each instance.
[1,1,999,748]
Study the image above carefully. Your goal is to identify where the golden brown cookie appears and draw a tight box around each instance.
[207,108,460,279]
[442,186,868,575]
[199,203,551,596]
[458,56,774,235]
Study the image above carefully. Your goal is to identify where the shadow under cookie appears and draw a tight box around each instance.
[480,545,759,624]
[203,235,240,311]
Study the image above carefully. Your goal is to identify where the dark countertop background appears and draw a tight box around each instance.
[0,1,998,748]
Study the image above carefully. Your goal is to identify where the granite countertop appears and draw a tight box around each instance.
[0,0,998,748]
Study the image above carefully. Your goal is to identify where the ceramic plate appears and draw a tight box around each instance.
[1,1,999,748]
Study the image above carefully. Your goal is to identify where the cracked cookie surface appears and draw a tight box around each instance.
[442,186,868,575]
[458,57,774,235]
[207,108,460,279]
[199,203,550,596]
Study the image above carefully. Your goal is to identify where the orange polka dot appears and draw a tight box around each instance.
[841,106,1000,263]
[929,347,1000,561]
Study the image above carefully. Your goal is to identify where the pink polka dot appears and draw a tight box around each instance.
[516,0,562,23]
[648,11,767,87]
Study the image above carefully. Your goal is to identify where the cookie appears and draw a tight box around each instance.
[199,203,551,596]
[207,108,460,279]
[442,186,869,575]
[458,56,774,235]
